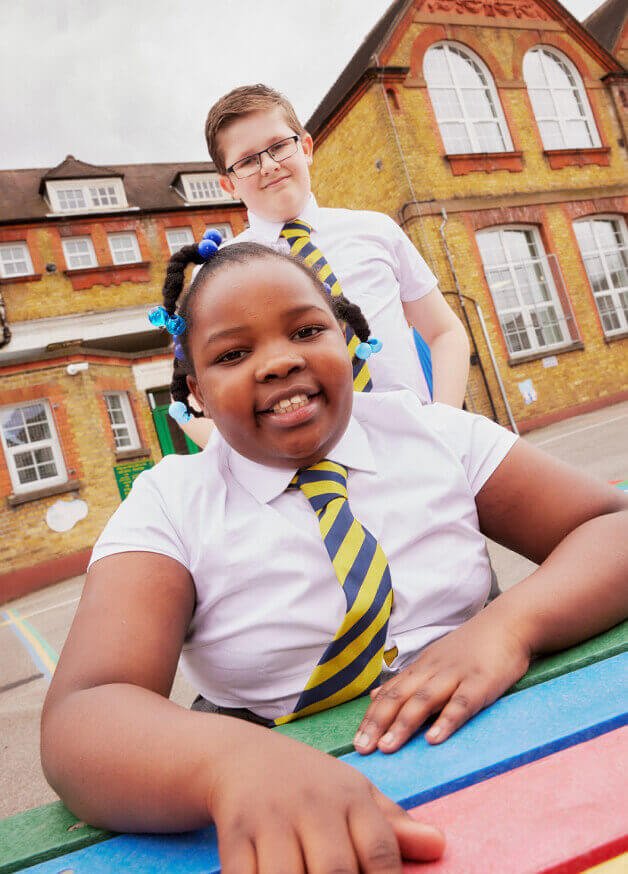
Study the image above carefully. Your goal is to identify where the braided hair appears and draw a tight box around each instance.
[159,241,373,419]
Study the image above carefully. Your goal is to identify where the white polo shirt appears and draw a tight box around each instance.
[90,392,517,721]
[225,195,437,402]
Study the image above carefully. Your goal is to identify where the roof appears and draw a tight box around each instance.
[0,159,227,223]
[584,0,628,56]
[306,0,411,136]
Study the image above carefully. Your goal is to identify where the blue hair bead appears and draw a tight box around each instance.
[147,305,168,327]
[323,282,332,294]
[198,238,219,259]
[166,314,186,336]
[173,340,185,361]
[203,228,223,245]
[168,401,191,424]
[368,338,383,353]
[355,342,372,360]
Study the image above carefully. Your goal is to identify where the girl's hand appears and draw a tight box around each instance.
[207,725,444,873]
[354,615,531,754]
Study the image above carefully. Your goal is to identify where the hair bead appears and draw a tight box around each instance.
[198,238,219,259]
[168,401,192,424]
[166,314,186,336]
[203,228,223,245]
[148,305,168,327]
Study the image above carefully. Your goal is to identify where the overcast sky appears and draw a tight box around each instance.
[0,0,605,171]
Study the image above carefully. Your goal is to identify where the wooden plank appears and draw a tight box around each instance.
[340,653,627,810]
[580,854,628,872]
[21,654,627,873]
[0,801,111,874]
[276,621,628,756]
[401,728,628,873]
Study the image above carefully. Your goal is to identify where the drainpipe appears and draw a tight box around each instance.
[438,209,518,434]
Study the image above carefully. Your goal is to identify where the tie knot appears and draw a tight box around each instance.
[293,460,348,512]
[281,219,313,240]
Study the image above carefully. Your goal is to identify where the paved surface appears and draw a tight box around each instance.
[1,400,626,820]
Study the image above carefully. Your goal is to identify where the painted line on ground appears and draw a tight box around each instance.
[0,595,80,629]
[1,608,59,681]
[533,413,627,447]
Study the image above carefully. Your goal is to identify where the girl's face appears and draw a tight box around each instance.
[186,258,353,469]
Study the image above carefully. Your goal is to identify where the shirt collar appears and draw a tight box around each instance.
[228,405,376,504]
[247,192,320,243]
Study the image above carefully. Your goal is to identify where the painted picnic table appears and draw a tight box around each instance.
[2,619,626,874]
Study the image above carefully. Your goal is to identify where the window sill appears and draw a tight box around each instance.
[544,147,611,170]
[115,446,151,462]
[446,152,524,176]
[507,341,584,367]
[604,329,628,344]
[64,262,151,291]
[7,478,82,508]
[0,273,42,285]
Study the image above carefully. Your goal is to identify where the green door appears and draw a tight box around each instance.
[151,404,200,456]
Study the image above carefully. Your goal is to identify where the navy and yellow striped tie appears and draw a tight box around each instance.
[280,220,372,393]
[275,460,394,725]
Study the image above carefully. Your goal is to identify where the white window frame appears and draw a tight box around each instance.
[104,391,140,451]
[107,231,141,265]
[0,400,67,494]
[205,223,233,240]
[523,47,601,151]
[477,225,571,358]
[0,241,34,278]
[574,215,628,337]
[166,227,194,255]
[423,41,513,155]
[180,173,231,203]
[62,236,98,270]
[46,178,128,214]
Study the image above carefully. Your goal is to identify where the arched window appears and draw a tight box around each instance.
[477,226,570,356]
[523,47,600,150]
[423,42,513,154]
[574,216,628,336]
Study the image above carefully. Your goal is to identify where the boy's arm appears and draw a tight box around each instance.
[354,440,628,754]
[41,551,443,866]
[403,287,469,407]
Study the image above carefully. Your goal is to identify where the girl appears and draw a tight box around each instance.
[41,242,627,874]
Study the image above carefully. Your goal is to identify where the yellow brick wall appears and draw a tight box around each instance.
[310,11,628,428]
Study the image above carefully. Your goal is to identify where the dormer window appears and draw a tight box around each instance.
[46,178,128,214]
[177,173,232,204]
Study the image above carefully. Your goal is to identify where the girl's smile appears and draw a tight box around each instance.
[186,257,353,469]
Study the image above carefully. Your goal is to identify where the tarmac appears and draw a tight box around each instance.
[1,399,626,820]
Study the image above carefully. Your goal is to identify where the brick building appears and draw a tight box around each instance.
[0,156,246,601]
[307,0,627,430]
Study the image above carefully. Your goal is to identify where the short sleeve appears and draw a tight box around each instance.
[424,403,519,495]
[385,215,438,303]
[88,468,188,570]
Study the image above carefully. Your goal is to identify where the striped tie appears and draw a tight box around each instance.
[275,460,394,725]
[280,220,372,392]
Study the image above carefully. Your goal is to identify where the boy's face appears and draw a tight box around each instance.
[218,107,314,223]
[187,258,353,469]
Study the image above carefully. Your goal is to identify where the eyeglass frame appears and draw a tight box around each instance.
[226,135,301,179]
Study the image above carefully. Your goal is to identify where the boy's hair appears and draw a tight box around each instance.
[205,84,306,175]
[160,242,370,417]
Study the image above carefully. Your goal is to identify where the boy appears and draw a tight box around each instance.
[202,84,468,407]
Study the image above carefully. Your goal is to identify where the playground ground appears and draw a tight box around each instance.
[1,399,626,819]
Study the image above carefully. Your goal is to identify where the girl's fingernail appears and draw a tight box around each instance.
[354,731,370,747]
[380,731,395,746]
[427,725,441,741]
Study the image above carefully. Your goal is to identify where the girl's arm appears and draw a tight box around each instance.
[41,552,444,867]
[403,288,470,407]
[354,440,628,755]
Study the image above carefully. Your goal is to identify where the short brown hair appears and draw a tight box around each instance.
[205,84,306,174]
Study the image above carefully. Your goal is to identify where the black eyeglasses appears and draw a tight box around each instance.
[226,135,300,179]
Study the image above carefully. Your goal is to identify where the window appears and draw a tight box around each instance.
[108,232,141,265]
[180,173,230,203]
[62,236,97,270]
[104,392,140,451]
[0,242,34,278]
[166,227,194,254]
[0,401,67,493]
[523,47,600,150]
[46,178,127,213]
[206,223,233,240]
[477,227,570,356]
[574,217,628,337]
[423,42,512,154]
